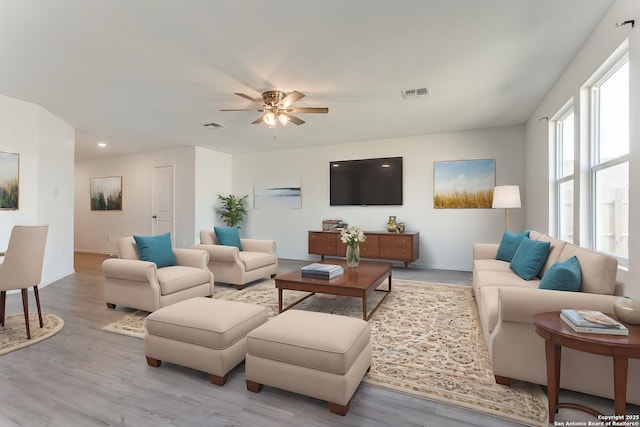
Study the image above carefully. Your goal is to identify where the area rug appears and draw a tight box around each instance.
[0,313,64,355]
[102,279,548,426]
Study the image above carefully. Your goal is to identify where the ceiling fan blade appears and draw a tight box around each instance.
[286,113,305,125]
[220,108,265,112]
[251,114,266,124]
[288,107,329,114]
[235,93,263,104]
[278,91,305,108]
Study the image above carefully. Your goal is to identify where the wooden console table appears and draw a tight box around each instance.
[308,230,419,267]
[534,311,640,422]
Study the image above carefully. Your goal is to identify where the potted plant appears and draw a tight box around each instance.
[216,194,248,228]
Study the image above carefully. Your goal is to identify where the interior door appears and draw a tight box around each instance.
[152,165,175,239]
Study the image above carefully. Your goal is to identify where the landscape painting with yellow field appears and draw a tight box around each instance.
[433,159,495,209]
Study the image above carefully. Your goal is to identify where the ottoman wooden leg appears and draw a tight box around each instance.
[146,357,161,367]
[246,380,263,393]
[208,373,229,386]
[329,400,351,416]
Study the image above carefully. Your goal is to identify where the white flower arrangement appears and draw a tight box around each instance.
[340,226,367,246]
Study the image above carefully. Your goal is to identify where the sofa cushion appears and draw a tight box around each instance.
[474,269,541,289]
[156,266,211,295]
[533,234,567,277]
[214,226,243,250]
[133,233,176,268]
[538,256,582,292]
[509,237,550,280]
[239,251,277,271]
[558,245,617,295]
[496,230,530,262]
[474,259,513,273]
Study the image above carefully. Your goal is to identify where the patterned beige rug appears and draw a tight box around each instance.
[1,312,64,356]
[102,279,548,426]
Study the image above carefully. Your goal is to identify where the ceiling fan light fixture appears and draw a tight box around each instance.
[263,111,276,127]
[278,113,289,126]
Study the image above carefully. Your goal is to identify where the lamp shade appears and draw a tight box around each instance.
[492,185,521,209]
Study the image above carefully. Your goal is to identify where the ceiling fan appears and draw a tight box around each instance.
[221,90,328,127]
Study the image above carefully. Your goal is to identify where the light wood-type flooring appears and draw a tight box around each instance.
[0,253,637,426]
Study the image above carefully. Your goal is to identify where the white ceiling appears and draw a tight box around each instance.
[0,0,614,160]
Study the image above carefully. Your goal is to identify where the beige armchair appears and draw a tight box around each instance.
[193,230,277,290]
[103,236,214,312]
[0,225,48,339]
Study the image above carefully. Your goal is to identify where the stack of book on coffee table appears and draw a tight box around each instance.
[301,263,344,279]
[560,309,629,335]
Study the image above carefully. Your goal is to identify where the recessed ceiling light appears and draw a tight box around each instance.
[97,142,107,148]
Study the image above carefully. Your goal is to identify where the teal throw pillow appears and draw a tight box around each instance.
[509,237,550,280]
[496,230,531,262]
[538,256,582,292]
[133,232,176,268]
[214,226,242,250]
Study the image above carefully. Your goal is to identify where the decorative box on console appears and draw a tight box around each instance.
[322,220,343,231]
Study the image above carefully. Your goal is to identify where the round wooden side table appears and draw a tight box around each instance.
[534,311,640,423]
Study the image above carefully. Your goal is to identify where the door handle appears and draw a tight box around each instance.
[152,215,157,219]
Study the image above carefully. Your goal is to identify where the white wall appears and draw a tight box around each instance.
[525,0,640,298]
[75,146,231,253]
[233,125,525,270]
[0,94,75,286]
[194,146,232,241]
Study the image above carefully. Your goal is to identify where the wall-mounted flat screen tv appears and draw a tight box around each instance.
[330,156,403,206]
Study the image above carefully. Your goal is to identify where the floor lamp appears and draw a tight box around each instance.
[492,185,521,231]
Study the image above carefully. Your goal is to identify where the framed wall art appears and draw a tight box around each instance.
[0,151,19,210]
[433,159,495,209]
[254,175,302,209]
[90,176,122,211]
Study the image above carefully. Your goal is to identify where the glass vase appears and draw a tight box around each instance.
[346,244,360,268]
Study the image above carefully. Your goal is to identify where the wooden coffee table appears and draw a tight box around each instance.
[534,311,640,422]
[275,259,392,321]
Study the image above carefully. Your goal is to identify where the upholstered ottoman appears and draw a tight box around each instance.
[144,297,267,385]
[245,310,371,415]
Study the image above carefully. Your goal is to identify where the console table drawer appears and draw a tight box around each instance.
[308,232,337,256]
[360,235,379,257]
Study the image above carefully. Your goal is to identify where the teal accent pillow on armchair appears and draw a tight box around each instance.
[496,230,530,262]
[133,232,176,268]
[509,237,550,280]
[214,226,243,250]
[538,256,582,291]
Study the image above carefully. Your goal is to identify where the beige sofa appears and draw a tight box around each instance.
[103,236,214,312]
[473,230,640,404]
[192,230,277,290]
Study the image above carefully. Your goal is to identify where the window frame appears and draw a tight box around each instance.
[553,104,575,243]
[588,52,629,267]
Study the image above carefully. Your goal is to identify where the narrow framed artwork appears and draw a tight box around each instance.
[254,175,302,209]
[90,176,122,211]
[0,151,19,210]
[433,159,495,209]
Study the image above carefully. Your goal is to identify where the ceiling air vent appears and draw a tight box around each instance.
[401,87,430,100]
[203,122,225,129]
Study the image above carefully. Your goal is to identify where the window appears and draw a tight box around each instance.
[590,55,629,265]
[555,108,574,243]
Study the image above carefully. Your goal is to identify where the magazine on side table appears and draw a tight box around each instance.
[560,309,629,336]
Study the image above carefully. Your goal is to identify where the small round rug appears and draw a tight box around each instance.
[0,312,64,356]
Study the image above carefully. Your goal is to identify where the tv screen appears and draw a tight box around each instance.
[330,157,403,206]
